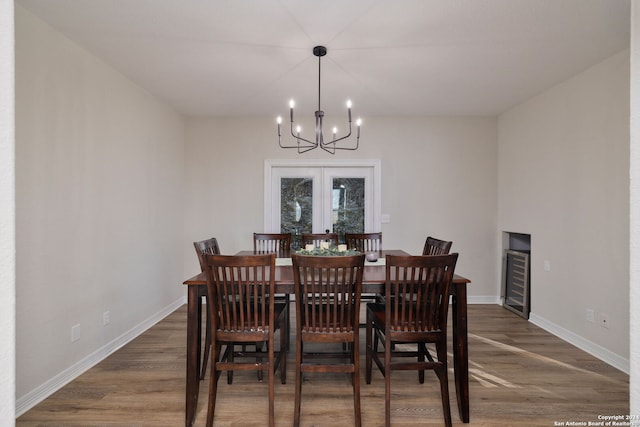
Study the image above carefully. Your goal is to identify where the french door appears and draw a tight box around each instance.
[264,160,381,249]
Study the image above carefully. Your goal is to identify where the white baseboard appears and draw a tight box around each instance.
[16,296,187,417]
[529,312,629,374]
[468,295,501,305]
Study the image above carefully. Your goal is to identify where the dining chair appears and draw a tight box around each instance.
[195,238,266,382]
[301,232,339,248]
[202,253,287,427]
[345,232,382,253]
[291,253,366,427]
[423,236,453,255]
[193,237,221,380]
[254,232,291,255]
[345,232,383,324]
[365,253,459,427]
[253,232,292,351]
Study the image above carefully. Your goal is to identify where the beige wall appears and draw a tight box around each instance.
[498,50,630,369]
[15,7,186,404]
[0,0,15,421]
[630,0,639,414]
[184,116,499,300]
[10,1,638,419]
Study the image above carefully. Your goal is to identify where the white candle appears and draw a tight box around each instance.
[305,244,314,251]
[320,241,329,249]
[338,244,347,252]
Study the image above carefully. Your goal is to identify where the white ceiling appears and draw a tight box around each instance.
[17,0,631,119]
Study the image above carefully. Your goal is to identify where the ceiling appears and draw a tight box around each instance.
[17,0,631,119]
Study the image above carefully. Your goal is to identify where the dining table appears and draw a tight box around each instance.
[182,249,471,427]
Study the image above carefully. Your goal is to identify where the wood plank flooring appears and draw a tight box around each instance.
[17,305,629,426]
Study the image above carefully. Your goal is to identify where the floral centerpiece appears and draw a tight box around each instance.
[296,244,360,256]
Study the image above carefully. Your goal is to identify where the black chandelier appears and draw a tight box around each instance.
[277,46,361,154]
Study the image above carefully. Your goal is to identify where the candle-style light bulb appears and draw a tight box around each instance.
[289,99,295,122]
[277,116,282,137]
[332,126,338,141]
[356,118,362,138]
[296,125,301,134]
[346,99,352,108]
[347,99,352,122]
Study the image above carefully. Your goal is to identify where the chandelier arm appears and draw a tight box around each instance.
[322,138,359,151]
[279,138,311,150]
[321,125,352,146]
[279,138,318,150]
[297,143,319,154]
[320,144,336,155]
[288,123,319,147]
[279,126,318,150]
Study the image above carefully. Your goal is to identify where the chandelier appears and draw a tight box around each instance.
[277,46,361,154]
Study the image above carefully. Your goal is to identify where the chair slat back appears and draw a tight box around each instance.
[292,254,365,333]
[345,232,382,252]
[203,254,276,333]
[193,237,221,271]
[301,233,339,248]
[254,233,291,253]
[422,236,453,255]
[385,254,458,333]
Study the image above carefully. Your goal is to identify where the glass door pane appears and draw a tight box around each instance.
[331,178,365,243]
[280,177,313,250]
[268,167,321,250]
[323,167,374,243]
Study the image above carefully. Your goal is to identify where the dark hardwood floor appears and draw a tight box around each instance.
[16,305,629,426]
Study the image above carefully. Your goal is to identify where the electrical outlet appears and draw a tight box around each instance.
[71,324,81,342]
[103,311,110,326]
[599,313,610,329]
[586,309,595,323]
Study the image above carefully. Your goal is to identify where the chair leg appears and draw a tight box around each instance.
[268,333,276,427]
[365,311,373,384]
[294,340,303,427]
[206,341,222,427]
[227,345,234,384]
[285,295,291,351]
[436,342,452,427]
[200,296,211,380]
[280,316,287,384]
[257,341,265,382]
[352,337,362,427]
[384,339,391,427]
[418,342,426,384]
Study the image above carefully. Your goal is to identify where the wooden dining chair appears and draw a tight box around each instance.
[202,253,287,427]
[301,232,339,248]
[254,232,291,255]
[345,232,383,324]
[193,237,221,380]
[423,236,453,255]
[195,237,264,382]
[365,253,459,427]
[253,232,292,350]
[345,232,382,252]
[291,253,366,427]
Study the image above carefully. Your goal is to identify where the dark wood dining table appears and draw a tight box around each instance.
[182,249,471,426]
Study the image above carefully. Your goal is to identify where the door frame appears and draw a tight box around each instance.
[264,159,382,233]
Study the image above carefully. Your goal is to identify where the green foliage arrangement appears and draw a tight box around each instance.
[295,246,360,256]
